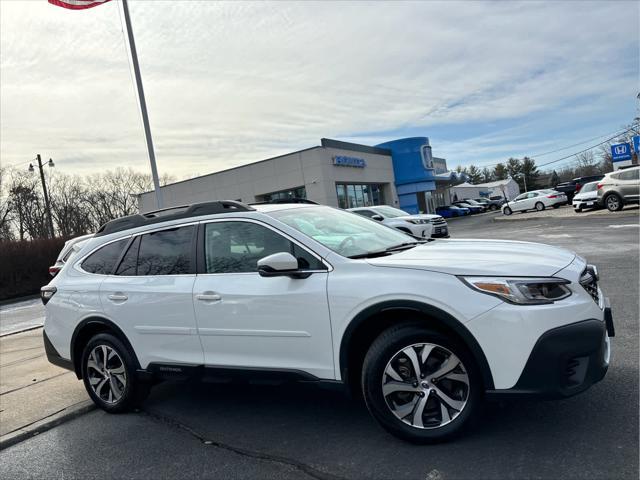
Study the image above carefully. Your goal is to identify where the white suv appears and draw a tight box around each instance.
[42,201,614,443]
[348,205,449,238]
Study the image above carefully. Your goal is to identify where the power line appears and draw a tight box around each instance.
[473,124,638,170]
[538,125,637,168]
[528,127,632,157]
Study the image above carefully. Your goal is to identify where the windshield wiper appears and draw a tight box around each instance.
[348,241,427,259]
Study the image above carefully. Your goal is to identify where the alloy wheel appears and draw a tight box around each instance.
[382,343,470,429]
[606,196,620,211]
[87,345,127,404]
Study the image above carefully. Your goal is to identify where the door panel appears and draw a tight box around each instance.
[100,275,202,367]
[193,220,334,379]
[100,225,203,367]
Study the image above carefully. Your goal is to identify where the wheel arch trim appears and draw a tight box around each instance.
[70,316,139,379]
[338,300,495,390]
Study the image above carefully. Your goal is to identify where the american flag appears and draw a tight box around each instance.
[48,0,112,10]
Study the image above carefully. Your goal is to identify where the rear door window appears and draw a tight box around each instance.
[137,226,195,276]
[81,239,128,275]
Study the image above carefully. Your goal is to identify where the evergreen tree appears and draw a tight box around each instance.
[493,163,508,180]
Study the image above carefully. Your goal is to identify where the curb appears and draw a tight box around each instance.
[493,210,640,223]
[0,325,44,338]
[0,400,95,451]
[0,294,40,307]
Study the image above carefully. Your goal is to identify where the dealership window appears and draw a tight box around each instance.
[336,184,384,209]
[261,186,306,202]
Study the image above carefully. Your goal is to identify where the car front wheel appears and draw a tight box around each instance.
[361,325,481,443]
[535,202,545,211]
[81,333,149,413]
[503,207,512,215]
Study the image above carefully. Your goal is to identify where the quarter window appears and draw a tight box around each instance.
[81,239,128,275]
[136,226,195,276]
[618,169,639,181]
[204,222,324,274]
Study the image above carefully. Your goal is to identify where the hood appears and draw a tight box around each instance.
[366,238,576,277]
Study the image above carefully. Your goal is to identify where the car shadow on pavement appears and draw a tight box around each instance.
[136,370,637,479]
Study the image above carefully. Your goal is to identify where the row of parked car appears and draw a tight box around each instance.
[501,166,640,215]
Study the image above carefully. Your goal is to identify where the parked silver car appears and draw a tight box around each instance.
[596,166,640,212]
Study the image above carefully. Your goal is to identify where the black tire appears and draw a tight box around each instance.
[361,324,482,443]
[81,333,149,413]
[574,207,582,213]
[503,207,512,216]
[552,204,560,209]
[604,193,623,212]
[535,202,545,211]
[489,204,498,211]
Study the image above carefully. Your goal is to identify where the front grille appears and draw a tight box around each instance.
[580,267,599,304]
[430,217,447,226]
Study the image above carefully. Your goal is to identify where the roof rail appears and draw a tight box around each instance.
[249,198,319,205]
[95,200,255,237]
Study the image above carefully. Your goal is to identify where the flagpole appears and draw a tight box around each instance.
[121,0,163,209]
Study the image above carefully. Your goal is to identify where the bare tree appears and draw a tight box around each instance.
[0,167,14,241]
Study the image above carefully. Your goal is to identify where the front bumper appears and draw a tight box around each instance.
[431,225,449,238]
[573,199,597,209]
[487,314,613,399]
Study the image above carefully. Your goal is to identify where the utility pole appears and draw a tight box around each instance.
[32,154,55,238]
[522,173,528,193]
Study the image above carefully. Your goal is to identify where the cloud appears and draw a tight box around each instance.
[1,0,637,178]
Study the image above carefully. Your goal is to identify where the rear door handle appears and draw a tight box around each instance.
[107,293,128,302]
[196,292,222,302]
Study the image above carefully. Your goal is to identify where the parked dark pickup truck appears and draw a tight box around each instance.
[555,174,604,202]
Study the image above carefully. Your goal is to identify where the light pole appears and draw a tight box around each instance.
[29,154,55,238]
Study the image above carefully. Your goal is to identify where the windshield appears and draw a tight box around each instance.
[580,182,598,193]
[270,206,415,258]
[372,206,409,218]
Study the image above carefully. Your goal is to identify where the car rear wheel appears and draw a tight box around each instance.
[503,207,512,215]
[489,204,498,211]
[605,193,623,212]
[535,202,545,211]
[81,333,149,413]
[361,325,481,443]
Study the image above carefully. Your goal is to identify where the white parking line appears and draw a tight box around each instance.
[608,224,639,228]
[538,234,572,238]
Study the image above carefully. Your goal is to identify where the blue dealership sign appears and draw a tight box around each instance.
[333,155,366,168]
[611,143,632,162]
[633,136,640,154]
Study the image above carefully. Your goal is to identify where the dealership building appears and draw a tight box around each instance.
[137,137,465,215]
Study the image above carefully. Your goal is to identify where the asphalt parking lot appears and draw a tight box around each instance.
[1,209,638,480]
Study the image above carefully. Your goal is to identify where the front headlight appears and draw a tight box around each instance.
[407,219,427,224]
[459,276,572,305]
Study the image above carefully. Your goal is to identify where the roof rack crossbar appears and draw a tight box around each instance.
[95,200,255,237]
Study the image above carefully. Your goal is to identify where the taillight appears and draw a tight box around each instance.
[575,184,582,192]
[41,286,57,305]
[547,195,558,199]
[49,266,61,277]
[597,183,604,190]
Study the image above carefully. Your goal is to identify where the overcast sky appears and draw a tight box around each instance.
[1,0,638,179]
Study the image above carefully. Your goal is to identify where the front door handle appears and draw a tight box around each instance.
[107,293,128,302]
[196,292,222,302]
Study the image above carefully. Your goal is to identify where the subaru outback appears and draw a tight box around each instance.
[42,201,614,443]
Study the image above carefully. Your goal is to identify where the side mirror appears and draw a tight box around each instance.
[371,215,384,221]
[257,252,310,279]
